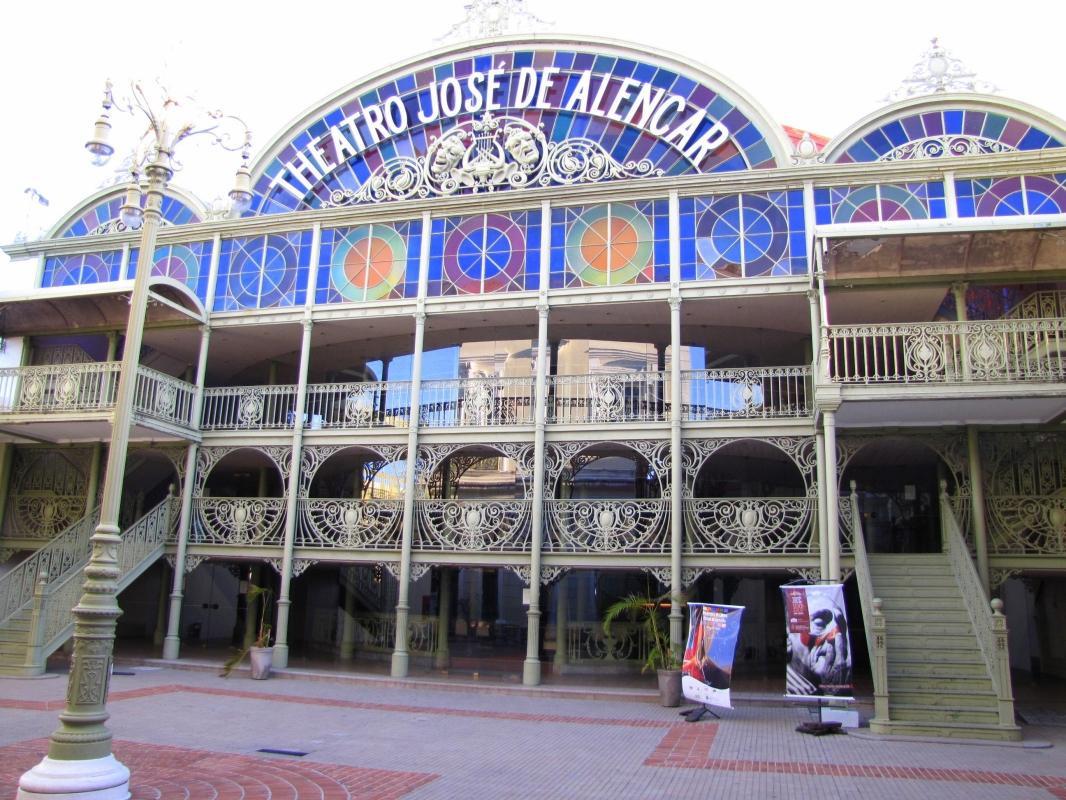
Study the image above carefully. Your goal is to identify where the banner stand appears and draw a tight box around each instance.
[679,704,720,723]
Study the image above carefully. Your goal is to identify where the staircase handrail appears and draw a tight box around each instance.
[38,495,179,656]
[939,481,1016,729]
[0,505,101,625]
[847,482,889,723]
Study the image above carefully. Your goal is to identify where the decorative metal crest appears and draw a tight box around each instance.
[324,112,661,207]
[885,37,997,101]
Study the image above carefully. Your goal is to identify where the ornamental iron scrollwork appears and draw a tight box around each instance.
[324,112,660,207]
[381,561,433,583]
[298,499,403,549]
[545,499,669,554]
[684,498,815,554]
[787,567,821,583]
[987,496,1066,554]
[879,135,1015,162]
[990,568,1022,591]
[7,448,91,540]
[567,621,647,664]
[193,498,286,545]
[417,499,531,551]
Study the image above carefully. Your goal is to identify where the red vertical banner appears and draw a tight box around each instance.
[779,584,853,700]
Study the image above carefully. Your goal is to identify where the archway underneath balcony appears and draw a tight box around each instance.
[546,442,669,555]
[684,438,815,556]
[417,444,532,553]
[299,445,406,550]
[840,437,957,554]
[194,447,287,546]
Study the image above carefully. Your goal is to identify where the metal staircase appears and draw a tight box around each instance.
[0,496,178,676]
[848,482,1020,741]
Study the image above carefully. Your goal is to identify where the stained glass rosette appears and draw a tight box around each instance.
[41,252,123,287]
[329,225,408,302]
[956,174,1066,217]
[563,204,654,287]
[215,232,311,311]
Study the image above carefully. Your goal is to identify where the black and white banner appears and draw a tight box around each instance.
[780,584,853,700]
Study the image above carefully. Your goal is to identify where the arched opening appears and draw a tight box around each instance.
[841,438,950,553]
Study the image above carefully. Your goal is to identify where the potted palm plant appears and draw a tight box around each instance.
[603,590,683,707]
[221,584,274,680]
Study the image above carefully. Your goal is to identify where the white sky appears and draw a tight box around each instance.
[1,0,1063,266]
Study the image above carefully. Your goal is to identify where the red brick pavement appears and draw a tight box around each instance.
[0,739,437,800]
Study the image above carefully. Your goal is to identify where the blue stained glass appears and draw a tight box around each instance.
[613,59,636,77]
[1019,129,1052,150]
[943,110,964,134]
[881,121,908,147]
[633,63,655,82]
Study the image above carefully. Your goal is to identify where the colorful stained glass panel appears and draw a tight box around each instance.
[59,193,201,237]
[41,251,123,287]
[956,174,1066,217]
[128,242,212,302]
[813,182,945,224]
[317,221,421,303]
[550,201,667,288]
[428,211,539,295]
[214,232,313,311]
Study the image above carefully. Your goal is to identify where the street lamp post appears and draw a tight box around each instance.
[17,79,252,800]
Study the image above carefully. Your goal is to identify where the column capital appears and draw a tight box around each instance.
[667,295,681,311]
[537,301,549,319]
[413,309,427,324]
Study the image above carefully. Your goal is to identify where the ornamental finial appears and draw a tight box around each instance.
[438,0,552,42]
[884,37,998,102]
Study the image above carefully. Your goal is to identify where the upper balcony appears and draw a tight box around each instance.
[198,365,812,435]
[824,317,1066,426]
[0,362,198,441]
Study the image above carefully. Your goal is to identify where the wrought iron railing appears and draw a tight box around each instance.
[191,497,286,545]
[420,375,535,427]
[348,611,437,654]
[0,507,100,625]
[199,384,299,430]
[566,621,647,664]
[986,494,1066,554]
[297,498,403,549]
[547,372,666,424]
[683,497,815,554]
[826,318,1066,384]
[0,362,120,414]
[416,499,531,551]
[133,366,196,428]
[940,483,1016,729]
[847,482,889,724]
[681,366,812,420]
[304,381,412,429]
[545,498,669,553]
[1004,290,1066,320]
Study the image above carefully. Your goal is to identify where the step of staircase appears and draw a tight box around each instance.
[888,649,987,666]
[889,633,983,650]
[889,688,999,708]
[888,674,995,693]
[875,609,971,624]
[869,718,1021,742]
[887,703,1000,725]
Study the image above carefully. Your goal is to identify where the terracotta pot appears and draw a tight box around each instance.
[657,668,682,707]
[249,646,273,680]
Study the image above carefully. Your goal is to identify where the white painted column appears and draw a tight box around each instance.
[523,301,550,685]
[392,211,431,679]
[823,406,842,582]
[667,191,683,649]
[815,430,830,579]
[272,314,313,669]
[162,324,211,660]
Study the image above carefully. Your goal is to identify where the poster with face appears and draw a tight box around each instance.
[682,603,745,709]
[780,584,853,699]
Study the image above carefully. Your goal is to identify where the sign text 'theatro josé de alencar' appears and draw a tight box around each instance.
[269,65,732,200]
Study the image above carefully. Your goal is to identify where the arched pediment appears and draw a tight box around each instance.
[823,94,1066,164]
[47,183,207,239]
[248,35,791,215]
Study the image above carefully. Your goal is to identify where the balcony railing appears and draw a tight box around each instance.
[420,375,535,427]
[416,499,531,551]
[297,498,403,549]
[547,371,666,424]
[190,497,286,545]
[681,367,812,420]
[133,366,196,428]
[545,498,669,553]
[826,318,1066,384]
[987,494,1066,555]
[683,497,815,554]
[0,362,195,428]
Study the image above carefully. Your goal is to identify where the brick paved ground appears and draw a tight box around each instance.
[2,665,1065,799]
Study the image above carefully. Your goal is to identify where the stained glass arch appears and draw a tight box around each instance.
[47,183,207,240]
[247,35,793,215]
[823,94,1066,164]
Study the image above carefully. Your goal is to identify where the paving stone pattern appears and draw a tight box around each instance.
[1,667,1065,799]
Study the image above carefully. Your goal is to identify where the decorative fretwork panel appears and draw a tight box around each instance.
[298,499,403,549]
[5,448,91,540]
[416,499,531,552]
[545,499,668,553]
[567,621,647,665]
[684,498,815,554]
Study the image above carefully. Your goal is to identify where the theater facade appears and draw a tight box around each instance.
[1,34,1065,741]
